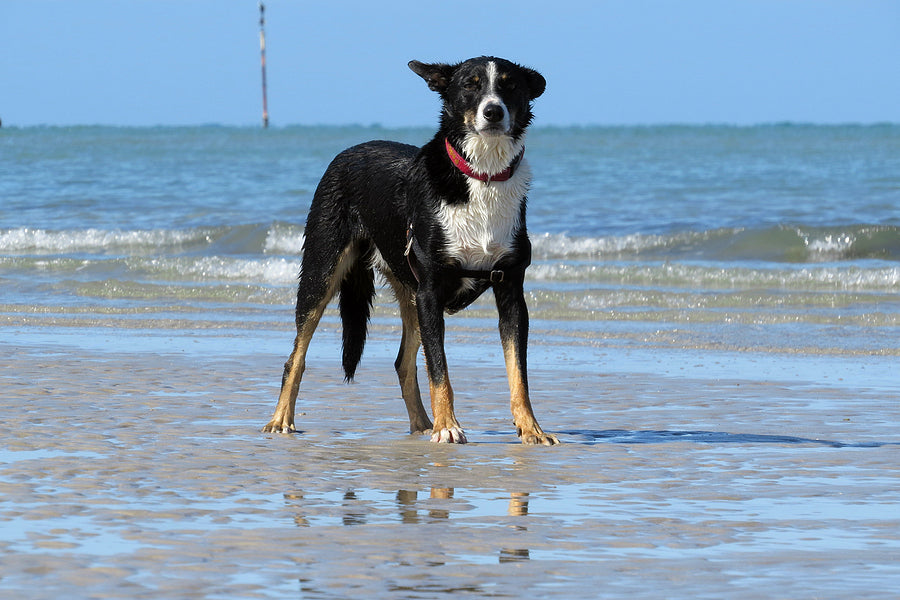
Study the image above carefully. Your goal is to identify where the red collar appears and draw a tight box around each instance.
[445,138,524,183]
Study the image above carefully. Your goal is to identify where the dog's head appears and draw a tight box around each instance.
[409,56,545,142]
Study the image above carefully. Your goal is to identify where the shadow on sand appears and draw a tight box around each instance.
[552,429,897,448]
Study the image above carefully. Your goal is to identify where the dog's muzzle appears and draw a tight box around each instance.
[476,98,510,134]
[482,102,505,124]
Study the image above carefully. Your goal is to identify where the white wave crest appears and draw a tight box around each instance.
[530,231,719,259]
[0,227,216,254]
[139,256,300,284]
[799,229,857,260]
[263,224,305,255]
[527,262,900,291]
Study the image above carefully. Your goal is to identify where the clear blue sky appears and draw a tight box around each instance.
[2,0,898,127]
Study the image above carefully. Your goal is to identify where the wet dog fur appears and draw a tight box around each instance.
[263,56,558,445]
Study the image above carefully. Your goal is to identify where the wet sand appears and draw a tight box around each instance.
[2,327,899,599]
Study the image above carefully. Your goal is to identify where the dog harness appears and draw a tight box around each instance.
[404,224,526,285]
[444,138,525,183]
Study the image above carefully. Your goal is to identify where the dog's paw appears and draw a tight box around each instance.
[519,430,560,446]
[262,420,296,434]
[431,427,468,444]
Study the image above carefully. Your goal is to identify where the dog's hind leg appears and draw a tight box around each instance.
[389,279,432,434]
[264,305,324,433]
[264,244,357,434]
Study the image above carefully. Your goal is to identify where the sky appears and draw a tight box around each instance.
[1,0,899,127]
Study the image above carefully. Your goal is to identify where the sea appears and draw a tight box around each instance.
[2,124,900,598]
[2,124,898,359]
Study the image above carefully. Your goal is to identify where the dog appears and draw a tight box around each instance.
[263,56,558,445]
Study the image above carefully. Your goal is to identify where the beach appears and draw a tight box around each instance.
[2,124,899,597]
[2,320,899,598]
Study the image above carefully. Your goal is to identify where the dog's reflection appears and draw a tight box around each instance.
[285,488,532,562]
[398,488,531,562]
[394,488,530,522]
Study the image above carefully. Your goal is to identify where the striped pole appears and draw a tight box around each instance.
[259,2,269,128]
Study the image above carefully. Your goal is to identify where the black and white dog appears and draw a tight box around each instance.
[264,56,558,445]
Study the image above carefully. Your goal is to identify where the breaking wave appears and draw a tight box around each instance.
[531,224,900,262]
[2,223,898,293]
[4,223,898,262]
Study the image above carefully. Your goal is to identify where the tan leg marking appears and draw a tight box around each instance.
[428,378,466,443]
[502,338,559,445]
[263,247,356,434]
[389,278,432,434]
[262,308,323,433]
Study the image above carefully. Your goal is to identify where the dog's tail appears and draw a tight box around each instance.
[338,254,375,382]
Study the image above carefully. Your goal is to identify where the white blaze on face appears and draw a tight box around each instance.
[442,60,531,279]
[462,60,523,176]
[474,61,510,134]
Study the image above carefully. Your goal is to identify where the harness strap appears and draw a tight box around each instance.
[456,267,508,283]
[405,225,524,285]
[405,226,420,283]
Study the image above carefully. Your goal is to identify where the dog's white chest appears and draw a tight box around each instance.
[438,163,530,270]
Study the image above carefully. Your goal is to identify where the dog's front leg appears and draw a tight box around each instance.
[416,285,467,443]
[495,282,559,445]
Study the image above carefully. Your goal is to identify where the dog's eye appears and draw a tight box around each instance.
[463,78,479,91]
[499,78,516,91]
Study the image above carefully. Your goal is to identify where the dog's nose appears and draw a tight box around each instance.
[482,103,505,123]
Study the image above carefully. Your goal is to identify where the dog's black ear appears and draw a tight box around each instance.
[524,68,546,100]
[409,60,454,93]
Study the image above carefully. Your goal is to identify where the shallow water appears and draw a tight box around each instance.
[3,124,899,597]
[2,327,898,599]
